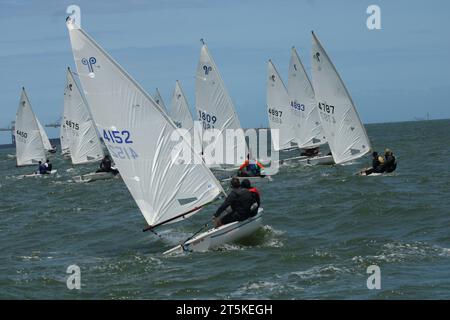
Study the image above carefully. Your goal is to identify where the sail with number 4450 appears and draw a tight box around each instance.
[15,88,46,166]
[66,18,224,228]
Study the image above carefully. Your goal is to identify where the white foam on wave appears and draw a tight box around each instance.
[352,241,450,264]
[291,264,351,281]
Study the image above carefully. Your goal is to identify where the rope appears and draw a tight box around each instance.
[181,221,211,252]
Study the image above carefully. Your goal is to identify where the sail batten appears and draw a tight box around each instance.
[66,20,224,227]
[311,32,371,164]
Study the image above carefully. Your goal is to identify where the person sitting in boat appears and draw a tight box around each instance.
[213,178,258,227]
[301,147,319,157]
[237,159,265,177]
[44,159,53,172]
[37,161,47,175]
[240,179,260,217]
[96,155,119,175]
[383,149,397,173]
[364,151,385,176]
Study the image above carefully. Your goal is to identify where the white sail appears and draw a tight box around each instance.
[195,43,246,165]
[36,118,53,151]
[154,88,167,111]
[63,68,104,164]
[169,81,202,155]
[311,32,371,164]
[66,20,224,227]
[288,47,326,149]
[169,81,194,130]
[15,88,46,166]
[266,60,296,151]
[60,119,70,155]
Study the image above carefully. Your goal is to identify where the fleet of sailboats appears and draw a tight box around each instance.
[65,18,264,253]
[7,15,375,253]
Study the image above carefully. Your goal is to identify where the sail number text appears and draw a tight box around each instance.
[268,108,283,117]
[291,101,305,111]
[16,130,28,139]
[103,129,138,160]
[318,102,335,114]
[198,111,217,129]
[65,120,80,130]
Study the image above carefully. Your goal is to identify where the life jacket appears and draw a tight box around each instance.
[249,187,260,198]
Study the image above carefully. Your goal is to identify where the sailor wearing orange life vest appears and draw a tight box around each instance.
[238,158,265,177]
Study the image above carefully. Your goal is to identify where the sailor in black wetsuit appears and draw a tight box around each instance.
[364,151,385,175]
[96,155,119,175]
[383,149,397,173]
[43,159,53,173]
[301,147,319,157]
[213,178,258,227]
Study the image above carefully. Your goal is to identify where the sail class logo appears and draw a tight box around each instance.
[313,52,320,62]
[203,65,212,75]
[81,57,97,73]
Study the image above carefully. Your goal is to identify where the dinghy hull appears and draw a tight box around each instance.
[73,171,119,183]
[163,209,263,255]
[20,170,58,178]
[221,176,272,185]
[277,154,334,166]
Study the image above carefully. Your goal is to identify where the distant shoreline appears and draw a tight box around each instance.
[0,118,448,148]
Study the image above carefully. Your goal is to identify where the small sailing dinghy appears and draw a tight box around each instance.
[311,31,371,167]
[15,88,47,167]
[59,68,116,182]
[196,41,251,171]
[66,18,263,253]
[267,59,297,152]
[14,88,58,177]
[286,47,333,165]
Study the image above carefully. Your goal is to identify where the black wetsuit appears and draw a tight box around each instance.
[214,188,257,225]
[365,157,384,175]
[384,154,397,173]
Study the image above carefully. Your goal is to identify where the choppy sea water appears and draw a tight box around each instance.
[0,119,449,299]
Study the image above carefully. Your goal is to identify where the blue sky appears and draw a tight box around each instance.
[0,0,449,144]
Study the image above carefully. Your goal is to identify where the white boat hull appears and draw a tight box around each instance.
[276,154,335,166]
[20,169,58,178]
[73,171,120,183]
[298,154,334,165]
[163,208,263,255]
[220,176,272,185]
